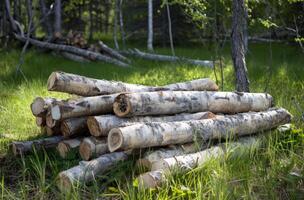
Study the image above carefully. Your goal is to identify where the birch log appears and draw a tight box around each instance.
[138,136,261,188]
[47,71,218,96]
[51,94,116,120]
[60,117,88,138]
[79,137,108,161]
[57,138,82,159]
[137,143,200,169]
[88,112,215,137]
[11,136,64,156]
[57,151,129,191]
[98,41,129,63]
[31,97,58,117]
[108,108,291,152]
[46,125,61,136]
[36,116,46,126]
[113,91,273,117]
[46,111,59,128]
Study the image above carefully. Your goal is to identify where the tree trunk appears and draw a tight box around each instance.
[137,143,200,170]
[14,35,130,67]
[123,49,214,68]
[12,136,64,156]
[60,117,88,138]
[39,0,53,40]
[113,91,273,117]
[113,0,120,49]
[60,52,90,63]
[231,0,249,92]
[89,2,93,41]
[79,137,109,161]
[4,0,18,32]
[57,151,129,191]
[13,0,21,22]
[138,136,261,189]
[104,0,110,33]
[50,95,117,120]
[147,0,153,52]
[87,112,215,137]
[57,138,83,159]
[119,0,126,49]
[31,97,58,117]
[108,108,291,152]
[98,41,129,62]
[165,1,175,56]
[47,71,218,96]
[54,0,61,38]
[26,0,35,37]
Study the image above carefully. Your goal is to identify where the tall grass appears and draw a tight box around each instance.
[0,43,303,199]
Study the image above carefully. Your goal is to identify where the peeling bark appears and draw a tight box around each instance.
[88,112,215,137]
[79,137,108,161]
[47,71,218,96]
[113,91,273,117]
[11,136,64,156]
[57,151,129,191]
[108,108,291,152]
[57,138,82,159]
[60,117,88,138]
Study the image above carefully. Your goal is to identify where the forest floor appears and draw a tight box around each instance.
[0,43,303,199]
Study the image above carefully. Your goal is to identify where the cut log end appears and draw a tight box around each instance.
[31,97,46,116]
[108,129,124,152]
[51,105,61,120]
[57,142,69,158]
[87,117,103,137]
[36,117,45,127]
[11,143,21,156]
[138,171,163,189]
[79,140,93,161]
[113,94,131,117]
[47,72,58,91]
[136,159,152,169]
[57,172,73,192]
[61,121,71,138]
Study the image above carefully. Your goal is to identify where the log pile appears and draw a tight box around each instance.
[11,71,292,191]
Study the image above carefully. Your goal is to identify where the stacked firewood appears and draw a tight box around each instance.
[11,71,292,191]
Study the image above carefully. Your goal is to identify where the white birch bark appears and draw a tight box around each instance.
[88,112,215,137]
[79,137,108,161]
[113,91,273,117]
[108,108,291,152]
[147,0,153,51]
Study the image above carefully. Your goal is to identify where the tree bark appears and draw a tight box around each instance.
[60,52,90,63]
[231,0,250,92]
[124,49,214,68]
[89,2,93,41]
[46,125,61,136]
[47,71,218,96]
[98,41,129,62]
[57,138,83,159]
[14,35,130,67]
[46,111,60,128]
[11,136,64,156]
[50,94,117,120]
[26,0,35,37]
[60,117,88,138]
[36,116,46,127]
[119,0,126,49]
[87,112,215,137]
[147,0,153,52]
[54,0,61,38]
[137,143,200,170]
[4,0,18,32]
[108,108,291,152]
[113,0,120,49]
[39,0,53,40]
[57,151,129,191]
[138,136,261,188]
[113,91,273,117]
[79,137,109,161]
[165,1,175,56]
[31,97,58,117]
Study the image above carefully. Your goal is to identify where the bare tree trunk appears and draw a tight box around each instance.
[87,112,215,137]
[89,2,93,41]
[119,0,126,49]
[4,0,18,32]
[104,0,110,33]
[113,91,273,117]
[13,0,21,22]
[98,41,129,62]
[54,0,61,38]
[147,0,153,52]
[166,1,175,56]
[113,0,120,49]
[39,0,53,40]
[108,108,291,152]
[26,0,35,37]
[231,0,250,92]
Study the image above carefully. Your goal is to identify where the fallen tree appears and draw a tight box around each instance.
[57,138,83,159]
[123,49,214,68]
[60,52,90,63]
[87,112,215,137]
[14,34,130,67]
[11,136,64,156]
[60,117,88,138]
[113,91,273,117]
[79,137,109,161]
[98,41,130,63]
[57,151,130,191]
[47,71,218,96]
[108,108,291,152]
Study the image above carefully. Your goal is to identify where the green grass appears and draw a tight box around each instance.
[0,43,304,199]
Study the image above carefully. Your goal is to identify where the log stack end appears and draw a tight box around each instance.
[47,71,59,91]
[31,97,47,116]
[108,128,124,152]
[87,117,102,137]
[113,94,131,117]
